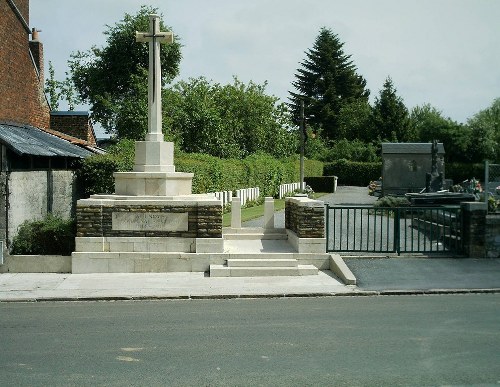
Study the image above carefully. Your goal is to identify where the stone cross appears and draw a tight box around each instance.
[136,15,173,142]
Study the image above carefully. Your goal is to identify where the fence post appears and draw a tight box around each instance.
[394,208,401,255]
[485,160,489,204]
[231,197,242,229]
[264,197,274,229]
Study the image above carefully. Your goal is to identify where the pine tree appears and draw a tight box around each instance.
[372,77,413,142]
[289,27,369,140]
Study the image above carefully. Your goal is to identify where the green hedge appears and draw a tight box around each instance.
[76,148,323,198]
[324,160,382,186]
[304,176,337,193]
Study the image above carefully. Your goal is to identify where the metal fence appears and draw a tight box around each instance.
[326,205,462,255]
[485,161,500,210]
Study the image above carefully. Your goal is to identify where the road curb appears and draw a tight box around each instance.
[2,288,500,303]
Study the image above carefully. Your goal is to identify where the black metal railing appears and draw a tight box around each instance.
[326,205,462,255]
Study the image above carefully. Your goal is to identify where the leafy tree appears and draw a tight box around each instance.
[45,61,61,110]
[164,77,297,159]
[410,103,471,162]
[337,99,373,142]
[68,6,181,139]
[326,139,379,162]
[467,98,500,162]
[45,61,79,111]
[372,77,414,142]
[289,27,369,141]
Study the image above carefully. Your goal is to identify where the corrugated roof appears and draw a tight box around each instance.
[381,142,445,154]
[0,122,93,158]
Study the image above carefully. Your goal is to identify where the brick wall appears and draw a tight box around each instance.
[0,0,50,129]
[50,113,97,145]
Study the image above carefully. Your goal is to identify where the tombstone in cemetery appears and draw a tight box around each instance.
[425,139,445,193]
[381,142,445,196]
[72,15,223,273]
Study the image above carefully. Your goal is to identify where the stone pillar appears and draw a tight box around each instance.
[485,214,500,258]
[231,197,241,229]
[263,197,274,229]
[461,202,487,258]
[285,196,325,253]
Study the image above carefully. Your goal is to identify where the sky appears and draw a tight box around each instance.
[30,0,500,136]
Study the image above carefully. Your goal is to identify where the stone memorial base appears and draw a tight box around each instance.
[72,194,224,273]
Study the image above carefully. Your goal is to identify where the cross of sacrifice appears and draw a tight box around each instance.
[136,15,173,142]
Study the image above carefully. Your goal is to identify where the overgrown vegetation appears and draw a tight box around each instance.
[10,216,76,256]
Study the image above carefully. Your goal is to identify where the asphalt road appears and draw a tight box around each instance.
[1,295,500,386]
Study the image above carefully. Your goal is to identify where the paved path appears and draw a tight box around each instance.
[0,271,352,302]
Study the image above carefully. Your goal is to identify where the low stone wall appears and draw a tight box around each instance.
[285,196,324,238]
[0,255,71,273]
[77,203,222,239]
[485,214,500,258]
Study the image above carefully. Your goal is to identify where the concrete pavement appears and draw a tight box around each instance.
[0,271,353,302]
[1,257,500,302]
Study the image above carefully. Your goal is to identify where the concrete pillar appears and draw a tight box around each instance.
[264,197,274,229]
[231,197,241,229]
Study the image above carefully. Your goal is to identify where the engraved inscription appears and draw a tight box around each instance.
[112,212,189,231]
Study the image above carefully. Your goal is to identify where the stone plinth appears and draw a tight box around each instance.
[114,171,193,196]
[72,194,224,273]
[114,141,194,196]
[133,141,175,172]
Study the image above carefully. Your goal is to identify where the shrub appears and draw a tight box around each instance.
[374,196,411,208]
[10,215,76,256]
[324,159,382,186]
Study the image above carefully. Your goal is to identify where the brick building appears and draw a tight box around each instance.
[0,0,100,260]
[0,0,50,129]
[0,0,97,144]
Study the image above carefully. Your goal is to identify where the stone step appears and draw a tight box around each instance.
[225,253,296,260]
[209,264,318,277]
[223,233,288,240]
[227,258,298,268]
[223,227,287,235]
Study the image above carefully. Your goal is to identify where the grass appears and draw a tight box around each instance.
[222,193,328,227]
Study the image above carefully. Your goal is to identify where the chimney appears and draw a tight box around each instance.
[29,27,44,82]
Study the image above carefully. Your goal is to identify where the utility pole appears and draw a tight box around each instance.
[299,100,305,191]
